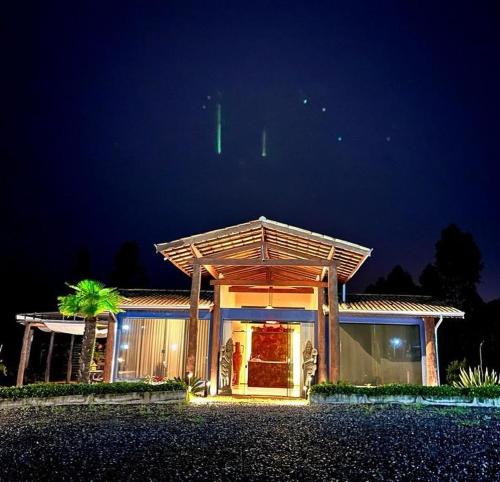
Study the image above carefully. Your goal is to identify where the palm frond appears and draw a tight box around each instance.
[58,279,124,319]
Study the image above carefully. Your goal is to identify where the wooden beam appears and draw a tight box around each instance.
[209,284,221,395]
[265,242,325,261]
[17,323,33,386]
[45,331,55,383]
[201,241,263,259]
[191,244,219,279]
[424,317,438,386]
[66,334,75,383]
[319,246,335,280]
[210,279,328,287]
[186,262,201,376]
[328,261,340,382]
[198,257,332,267]
[103,314,117,383]
[229,286,314,294]
[317,287,327,383]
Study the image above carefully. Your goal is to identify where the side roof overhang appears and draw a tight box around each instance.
[338,294,465,319]
[155,217,372,284]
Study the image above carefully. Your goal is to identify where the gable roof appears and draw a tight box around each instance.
[155,217,372,284]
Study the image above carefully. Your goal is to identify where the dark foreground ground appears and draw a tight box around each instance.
[0,401,499,481]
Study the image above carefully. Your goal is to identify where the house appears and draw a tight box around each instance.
[16,217,464,396]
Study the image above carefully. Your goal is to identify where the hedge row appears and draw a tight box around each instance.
[310,383,500,399]
[0,381,186,400]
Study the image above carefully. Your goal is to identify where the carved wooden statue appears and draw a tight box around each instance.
[219,338,234,394]
[302,340,318,395]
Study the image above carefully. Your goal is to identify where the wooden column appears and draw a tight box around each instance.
[328,261,340,382]
[45,332,55,382]
[103,314,117,383]
[66,334,75,383]
[317,287,327,383]
[17,323,33,386]
[209,284,221,395]
[186,262,201,376]
[424,317,438,386]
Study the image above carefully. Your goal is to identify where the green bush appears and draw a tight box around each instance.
[0,380,186,401]
[446,359,467,385]
[309,382,500,399]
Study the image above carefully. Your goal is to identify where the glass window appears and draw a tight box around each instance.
[116,318,188,380]
[340,323,422,385]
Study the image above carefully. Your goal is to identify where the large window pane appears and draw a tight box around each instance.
[340,323,422,385]
[117,318,187,380]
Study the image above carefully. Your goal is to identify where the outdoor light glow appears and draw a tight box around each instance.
[117,357,124,363]
[171,343,178,351]
[390,337,402,348]
[122,324,130,331]
[303,98,308,104]
[216,103,222,154]
[261,128,267,157]
[121,344,129,350]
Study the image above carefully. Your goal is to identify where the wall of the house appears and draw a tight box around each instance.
[339,316,427,386]
[114,313,210,381]
[220,286,318,310]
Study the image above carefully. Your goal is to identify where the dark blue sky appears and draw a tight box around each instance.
[3,1,500,300]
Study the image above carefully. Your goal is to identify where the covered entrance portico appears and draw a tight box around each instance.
[218,308,317,398]
[155,217,372,396]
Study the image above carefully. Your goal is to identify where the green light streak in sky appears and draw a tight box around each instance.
[261,128,267,157]
[216,103,222,155]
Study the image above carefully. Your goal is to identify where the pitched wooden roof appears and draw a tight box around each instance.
[155,217,372,284]
[339,294,464,318]
[99,291,463,318]
[118,289,213,309]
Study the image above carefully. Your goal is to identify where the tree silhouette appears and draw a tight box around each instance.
[109,241,148,288]
[366,265,420,295]
[421,224,483,312]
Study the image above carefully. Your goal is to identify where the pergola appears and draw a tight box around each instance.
[155,217,372,385]
[15,312,112,386]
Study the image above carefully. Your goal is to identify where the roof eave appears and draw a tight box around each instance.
[339,309,465,319]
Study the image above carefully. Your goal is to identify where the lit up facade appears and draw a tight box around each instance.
[16,218,464,395]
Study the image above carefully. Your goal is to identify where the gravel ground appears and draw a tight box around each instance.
[0,401,499,481]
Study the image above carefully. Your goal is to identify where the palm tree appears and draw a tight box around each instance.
[58,279,123,383]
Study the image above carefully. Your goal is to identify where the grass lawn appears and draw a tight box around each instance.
[0,402,499,481]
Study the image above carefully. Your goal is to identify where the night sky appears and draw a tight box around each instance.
[3,1,500,301]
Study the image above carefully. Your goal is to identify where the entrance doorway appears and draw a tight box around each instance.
[220,320,314,397]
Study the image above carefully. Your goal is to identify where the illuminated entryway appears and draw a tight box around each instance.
[221,320,315,397]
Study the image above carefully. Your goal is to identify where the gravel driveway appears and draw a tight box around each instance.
[0,401,499,481]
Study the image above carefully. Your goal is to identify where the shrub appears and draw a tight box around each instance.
[453,366,500,388]
[309,382,500,399]
[446,359,467,385]
[0,380,186,401]
[173,375,206,396]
